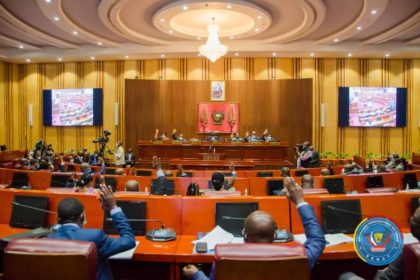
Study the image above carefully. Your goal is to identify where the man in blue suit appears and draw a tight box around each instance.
[48,185,136,280]
[183,176,326,279]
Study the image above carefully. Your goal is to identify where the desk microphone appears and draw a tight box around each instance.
[221,216,294,243]
[11,201,57,215]
[222,216,245,221]
[106,217,176,242]
[326,205,368,218]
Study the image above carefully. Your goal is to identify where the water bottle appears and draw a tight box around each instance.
[145,186,148,193]
[244,188,248,196]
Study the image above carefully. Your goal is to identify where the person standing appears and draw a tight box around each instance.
[115,141,125,167]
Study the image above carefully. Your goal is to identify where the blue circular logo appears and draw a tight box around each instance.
[354,217,403,266]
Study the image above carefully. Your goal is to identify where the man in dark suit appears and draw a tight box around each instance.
[125,148,136,167]
[183,177,326,279]
[48,185,136,280]
[309,146,320,167]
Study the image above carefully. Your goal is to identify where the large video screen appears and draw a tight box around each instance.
[43,88,103,126]
[338,87,407,127]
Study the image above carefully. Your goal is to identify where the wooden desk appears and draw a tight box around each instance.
[137,141,291,169]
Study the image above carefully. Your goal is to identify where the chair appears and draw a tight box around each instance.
[403,243,420,280]
[214,243,310,280]
[4,238,97,280]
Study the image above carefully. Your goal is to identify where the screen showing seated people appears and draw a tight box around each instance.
[338,87,407,127]
[43,88,103,126]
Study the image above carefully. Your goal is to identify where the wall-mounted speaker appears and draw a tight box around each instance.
[28,104,33,127]
[115,103,119,126]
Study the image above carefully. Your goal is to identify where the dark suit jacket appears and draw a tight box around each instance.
[192,204,326,280]
[48,210,136,280]
[310,151,320,167]
[373,254,404,280]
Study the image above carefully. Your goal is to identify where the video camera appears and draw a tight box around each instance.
[93,130,111,145]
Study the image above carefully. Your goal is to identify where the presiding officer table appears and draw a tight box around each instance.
[136,141,291,169]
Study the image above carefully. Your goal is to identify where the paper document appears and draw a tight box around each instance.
[109,241,139,259]
[192,225,234,251]
[294,233,353,247]
[403,233,419,245]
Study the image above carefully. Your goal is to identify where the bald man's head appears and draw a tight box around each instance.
[301,174,313,189]
[124,180,140,192]
[410,203,420,241]
[243,211,277,243]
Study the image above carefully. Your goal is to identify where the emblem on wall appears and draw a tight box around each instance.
[211,111,224,125]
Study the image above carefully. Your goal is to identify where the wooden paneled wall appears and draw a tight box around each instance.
[125,79,313,159]
[0,58,419,156]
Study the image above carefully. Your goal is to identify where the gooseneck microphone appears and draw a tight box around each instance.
[105,218,165,229]
[11,201,57,215]
[222,216,245,221]
[326,205,368,218]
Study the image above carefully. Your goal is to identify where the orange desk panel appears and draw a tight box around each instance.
[180,196,290,235]
[290,192,419,234]
[0,188,104,228]
[131,236,179,262]
[115,194,183,234]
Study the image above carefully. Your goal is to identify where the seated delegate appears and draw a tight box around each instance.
[183,176,326,279]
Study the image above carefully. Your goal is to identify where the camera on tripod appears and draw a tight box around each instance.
[93,130,111,144]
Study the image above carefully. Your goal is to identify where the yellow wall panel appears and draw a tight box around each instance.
[0,57,418,156]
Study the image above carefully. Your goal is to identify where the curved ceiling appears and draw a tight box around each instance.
[0,0,418,62]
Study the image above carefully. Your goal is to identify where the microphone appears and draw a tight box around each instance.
[222,216,245,221]
[105,218,165,229]
[106,217,176,242]
[326,205,368,218]
[11,201,57,215]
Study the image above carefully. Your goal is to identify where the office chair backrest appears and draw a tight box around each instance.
[214,243,309,280]
[4,238,97,280]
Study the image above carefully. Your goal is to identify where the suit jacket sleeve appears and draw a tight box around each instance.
[96,210,136,258]
[373,254,404,280]
[298,204,326,268]
[192,263,214,280]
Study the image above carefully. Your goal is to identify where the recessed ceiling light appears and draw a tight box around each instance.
[229,36,234,39]
[26,59,31,62]
[160,18,165,22]
[18,45,24,49]
[234,52,239,56]
[257,15,262,20]
[227,4,232,9]
[197,36,202,40]
[183,5,188,11]
[97,42,102,45]
[334,38,339,43]
[272,52,277,56]
[348,53,352,57]
[255,28,260,32]
[371,10,377,15]
[385,53,390,57]
[197,53,201,57]
[310,53,315,57]
[160,54,165,58]
[356,26,362,30]
[45,0,51,2]
[125,55,129,59]
[73,31,78,35]
[58,58,62,61]
[53,16,60,21]
[169,30,173,34]
[90,56,95,60]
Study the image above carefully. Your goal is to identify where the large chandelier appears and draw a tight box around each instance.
[199,20,228,63]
